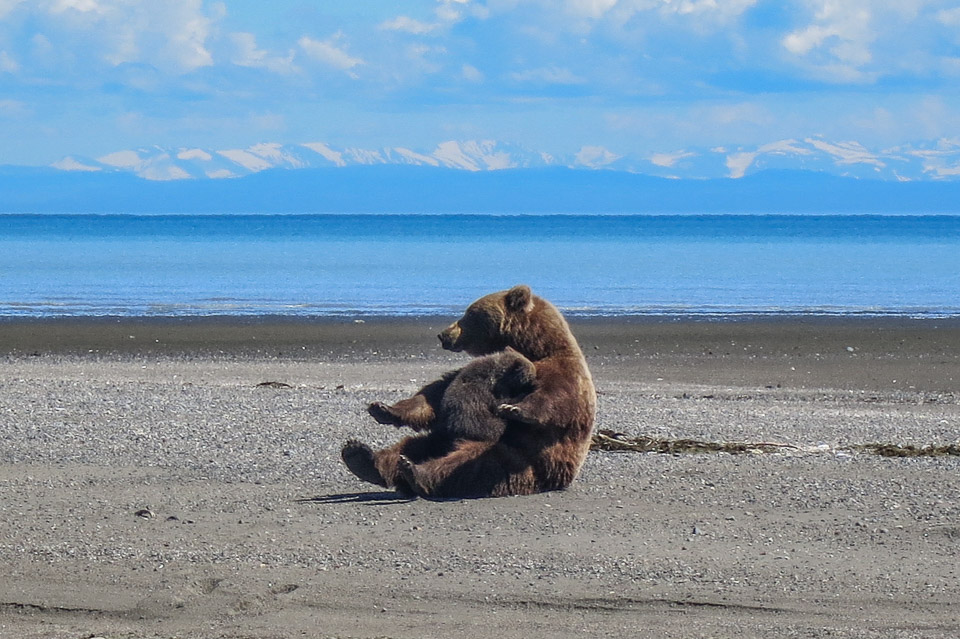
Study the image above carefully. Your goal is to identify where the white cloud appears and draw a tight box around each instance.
[557,0,757,24]
[50,0,101,13]
[461,63,484,82]
[0,0,26,19]
[702,101,774,128]
[379,16,439,35]
[937,7,960,27]
[30,33,54,60]
[662,0,758,18]
[436,0,471,24]
[403,43,446,74]
[782,24,832,56]
[566,0,618,20]
[780,1,891,82]
[99,1,216,72]
[298,34,363,77]
[510,66,586,85]
[0,98,27,118]
[49,0,101,13]
[13,0,219,73]
[161,1,216,71]
[927,163,960,177]
[229,32,296,74]
[4,0,960,170]
[380,0,473,36]
[907,138,960,178]
[942,57,960,77]
[0,51,19,73]
[230,31,263,64]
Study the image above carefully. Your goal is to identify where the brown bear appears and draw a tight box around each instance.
[341,284,596,499]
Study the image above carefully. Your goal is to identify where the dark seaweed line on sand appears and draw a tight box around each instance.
[591,430,960,458]
[0,600,129,618]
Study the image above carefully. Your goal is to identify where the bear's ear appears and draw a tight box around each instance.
[504,285,534,314]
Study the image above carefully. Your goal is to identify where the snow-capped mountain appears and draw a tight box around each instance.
[637,138,960,182]
[50,137,960,181]
[51,140,557,181]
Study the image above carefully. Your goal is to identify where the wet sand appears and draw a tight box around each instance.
[1,317,959,638]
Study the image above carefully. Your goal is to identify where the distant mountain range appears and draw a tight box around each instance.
[48,137,960,182]
[51,140,558,181]
[4,163,960,214]
[1,136,958,214]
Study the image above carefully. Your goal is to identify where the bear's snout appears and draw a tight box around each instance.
[438,323,462,351]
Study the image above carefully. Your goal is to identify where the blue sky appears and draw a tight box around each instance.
[2,0,960,166]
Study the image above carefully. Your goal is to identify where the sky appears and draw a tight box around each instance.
[2,0,960,167]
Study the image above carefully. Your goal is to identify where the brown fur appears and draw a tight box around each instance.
[342,285,597,499]
[437,348,536,443]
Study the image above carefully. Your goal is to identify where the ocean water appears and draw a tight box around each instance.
[1,213,959,318]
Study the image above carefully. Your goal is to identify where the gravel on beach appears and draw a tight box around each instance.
[1,317,958,638]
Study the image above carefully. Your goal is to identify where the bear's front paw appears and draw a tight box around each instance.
[367,401,402,427]
[497,403,538,425]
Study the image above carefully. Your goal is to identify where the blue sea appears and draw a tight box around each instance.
[2,213,959,318]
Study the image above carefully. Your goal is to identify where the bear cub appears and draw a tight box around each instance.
[436,348,536,443]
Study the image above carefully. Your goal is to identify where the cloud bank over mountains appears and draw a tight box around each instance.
[51,137,960,182]
[2,2,960,168]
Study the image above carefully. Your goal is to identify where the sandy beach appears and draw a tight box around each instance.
[1,317,959,638]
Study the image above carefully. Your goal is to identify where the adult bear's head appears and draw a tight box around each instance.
[438,285,579,360]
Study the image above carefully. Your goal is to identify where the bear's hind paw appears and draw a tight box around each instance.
[341,440,387,487]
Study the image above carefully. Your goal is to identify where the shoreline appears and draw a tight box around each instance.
[3,314,959,393]
[4,312,960,345]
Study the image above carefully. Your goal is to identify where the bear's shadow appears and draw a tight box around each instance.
[295,491,415,506]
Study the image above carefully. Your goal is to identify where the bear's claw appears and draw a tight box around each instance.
[497,403,536,424]
[341,440,387,487]
[396,455,424,498]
